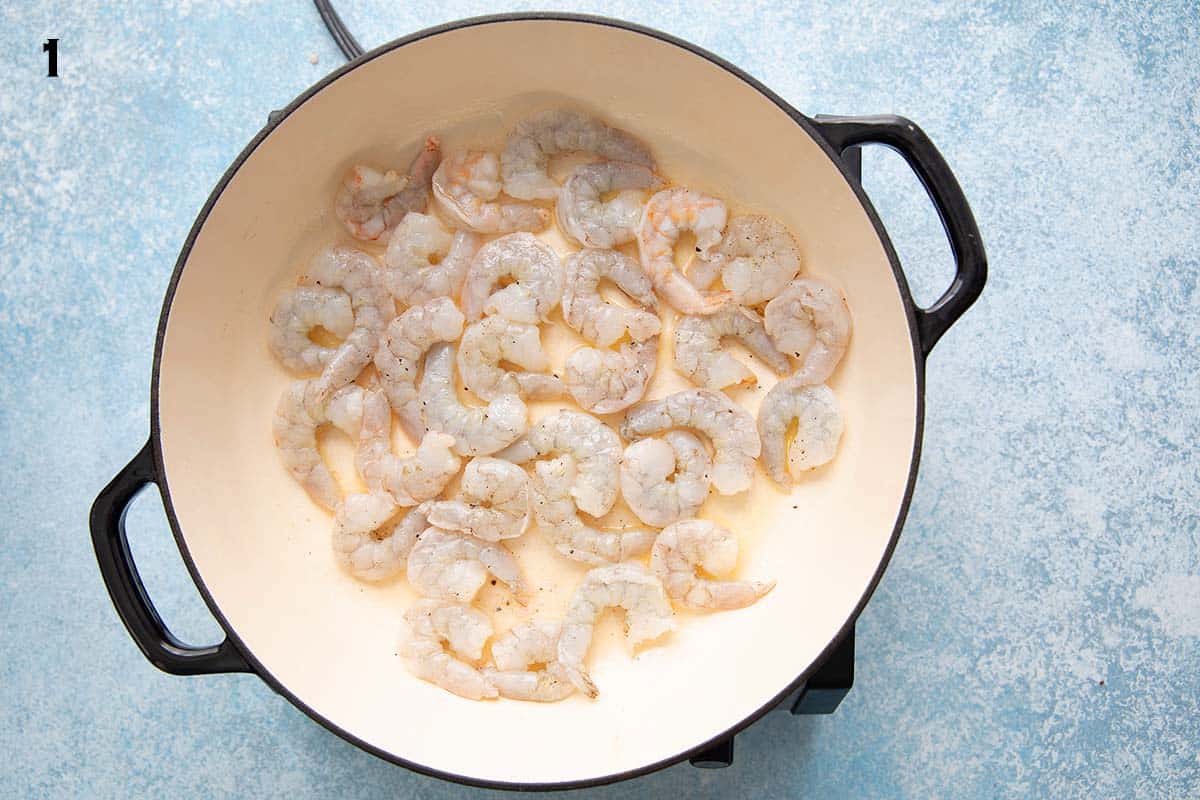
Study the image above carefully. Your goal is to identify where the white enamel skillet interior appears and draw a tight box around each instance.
[90,13,985,791]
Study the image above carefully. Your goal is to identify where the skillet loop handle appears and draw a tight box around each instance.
[90,440,252,676]
[812,115,987,355]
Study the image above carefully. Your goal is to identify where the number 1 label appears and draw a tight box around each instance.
[43,38,58,77]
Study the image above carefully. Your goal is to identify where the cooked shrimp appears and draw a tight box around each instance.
[757,378,844,484]
[638,187,733,315]
[651,519,775,610]
[501,109,655,201]
[557,562,675,698]
[356,388,460,505]
[563,339,656,414]
[400,599,497,700]
[273,381,363,511]
[561,248,660,347]
[384,212,481,306]
[764,278,853,385]
[497,410,621,517]
[619,432,711,527]
[461,233,563,324]
[374,297,465,442]
[702,215,802,306]
[335,137,441,241]
[556,161,663,248]
[457,316,565,401]
[673,305,790,390]
[484,619,574,702]
[407,527,526,602]
[418,343,528,457]
[332,494,429,581]
[267,286,354,374]
[620,389,760,495]
[426,457,529,542]
[432,150,549,234]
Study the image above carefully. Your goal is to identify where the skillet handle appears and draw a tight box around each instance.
[90,440,252,675]
[812,115,987,355]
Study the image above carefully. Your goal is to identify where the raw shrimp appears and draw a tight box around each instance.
[763,277,853,385]
[529,455,657,565]
[619,432,711,528]
[556,161,663,248]
[373,297,465,442]
[267,286,353,374]
[620,389,760,495]
[556,562,675,698]
[418,343,528,457]
[407,527,526,602]
[484,619,574,702]
[335,137,441,241]
[501,109,655,201]
[461,233,563,324]
[457,316,565,401]
[561,248,660,347]
[431,150,549,234]
[273,381,363,511]
[694,215,802,306]
[673,305,790,390]
[384,212,481,306]
[426,457,530,541]
[400,599,497,700]
[757,378,844,484]
[638,187,733,315]
[650,519,775,610]
[497,410,621,517]
[332,494,430,581]
[356,388,460,505]
[564,339,656,414]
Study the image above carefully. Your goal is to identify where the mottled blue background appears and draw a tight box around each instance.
[2,1,1197,797]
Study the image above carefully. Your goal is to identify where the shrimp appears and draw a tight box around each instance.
[374,297,465,442]
[461,233,563,324]
[426,457,530,542]
[673,305,790,391]
[620,389,760,495]
[561,248,660,347]
[484,619,574,702]
[637,187,733,315]
[757,378,844,485]
[400,599,497,700]
[335,137,441,241]
[763,278,853,385]
[563,339,656,414]
[619,431,711,528]
[529,455,657,565]
[383,212,481,306]
[418,343,528,457]
[407,527,526,602]
[332,494,429,581]
[457,316,565,401]
[651,519,775,610]
[501,109,655,201]
[557,563,675,698]
[431,150,549,234]
[556,161,663,248]
[692,215,803,307]
[267,287,354,374]
[497,410,622,517]
[273,381,363,511]
[356,388,460,505]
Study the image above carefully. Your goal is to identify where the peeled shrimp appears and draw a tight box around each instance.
[273,381,363,511]
[757,378,844,484]
[461,233,563,324]
[426,457,529,542]
[407,527,526,602]
[335,137,441,241]
[418,343,528,457]
[332,494,429,581]
[432,150,549,234]
[673,305,790,390]
[763,278,852,385]
[557,563,676,698]
[267,287,353,374]
[694,215,802,306]
[561,248,660,347]
[651,519,775,610]
[356,388,460,505]
[501,109,655,201]
[556,161,663,248]
[619,432,711,528]
[400,599,497,700]
[457,316,565,401]
[564,339,656,414]
[484,619,574,702]
[374,297,465,442]
[384,212,481,306]
[638,187,732,315]
[620,389,760,495]
[497,410,621,517]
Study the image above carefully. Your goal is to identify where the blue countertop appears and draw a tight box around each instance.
[2,2,1197,797]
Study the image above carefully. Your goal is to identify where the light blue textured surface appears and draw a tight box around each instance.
[2,2,1198,797]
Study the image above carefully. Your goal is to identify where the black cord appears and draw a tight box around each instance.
[313,0,364,60]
